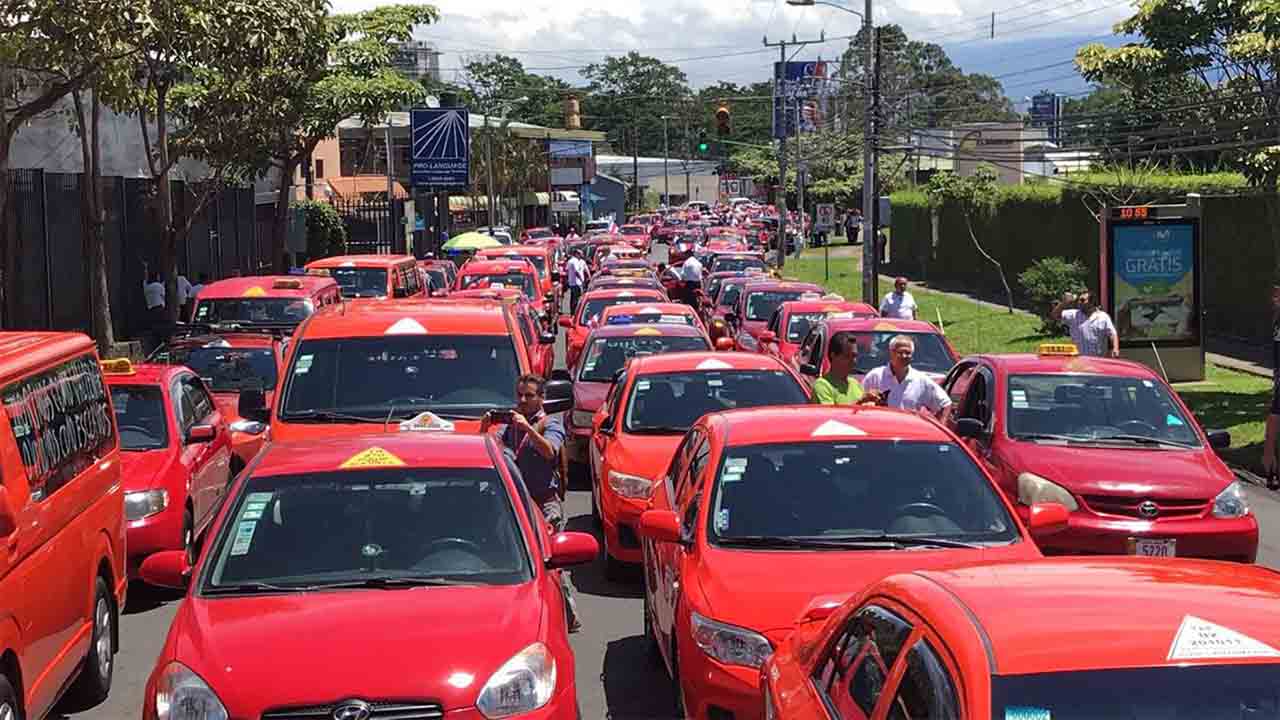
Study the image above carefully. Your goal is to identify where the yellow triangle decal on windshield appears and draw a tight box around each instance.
[340,447,406,469]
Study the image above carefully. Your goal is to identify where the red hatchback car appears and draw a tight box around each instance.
[140,433,598,720]
[559,287,668,370]
[759,300,878,365]
[942,345,1257,562]
[638,405,1056,720]
[729,280,824,353]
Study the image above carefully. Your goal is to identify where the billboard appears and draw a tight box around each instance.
[1110,221,1199,344]
[773,61,829,139]
[1029,92,1061,141]
[411,108,470,189]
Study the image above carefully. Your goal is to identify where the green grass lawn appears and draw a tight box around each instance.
[783,248,1270,472]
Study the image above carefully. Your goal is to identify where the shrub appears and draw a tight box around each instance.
[297,200,346,258]
[1019,257,1087,333]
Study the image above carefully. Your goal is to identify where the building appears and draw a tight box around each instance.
[587,174,627,225]
[593,155,722,207]
[912,123,1053,185]
[390,41,441,84]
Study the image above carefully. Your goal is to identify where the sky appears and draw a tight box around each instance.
[333,0,1139,106]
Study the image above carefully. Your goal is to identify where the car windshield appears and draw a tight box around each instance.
[192,298,314,325]
[1006,373,1201,446]
[714,257,765,274]
[992,664,1280,719]
[620,227,644,235]
[460,272,536,299]
[708,440,1017,544]
[718,283,744,309]
[202,467,531,592]
[745,290,810,321]
[852,332,955,375]
[158,345,277,392]
[425,268,448,288]
[280,336,519,420]
[579,297,656,325]
[579,335,710,382]
[624,370,807,433]
[329,268,389,298]
[787,312,829,343]
[527,230,553,239]
[111,386,169,451]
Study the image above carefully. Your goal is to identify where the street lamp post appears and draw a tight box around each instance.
[484,96,528,230]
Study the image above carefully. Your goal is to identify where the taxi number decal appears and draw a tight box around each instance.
[340,447,407,468]
[1167,615,1280,660]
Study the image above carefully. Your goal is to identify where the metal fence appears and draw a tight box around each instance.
[1,169,257,340]
[332,196,405,255]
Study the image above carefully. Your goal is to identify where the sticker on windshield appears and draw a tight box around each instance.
[1005,708,1052,720]
[811,419,867,437]
[1167,615,1280,660]
[714,508,730,533]
[295,354,313,375]
[1011,389,1029,409]
[1142,380,1154,387]
[229,520,258,556]
[241,286,266,297]
[340,446,407,468]
[636,380,651,391]
[1166,414,1185,426]
[707,378,723,387]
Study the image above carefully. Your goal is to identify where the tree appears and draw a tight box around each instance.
[926,167,1013,312]
[265,4,439,273]
[580,52,691,156]
[458,54,570,127]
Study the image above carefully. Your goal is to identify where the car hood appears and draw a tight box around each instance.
[120,448,177,492]
[611,433,685,481]
[1003,441,1230,499]
[174,583,545,711]
[573,381,610,414]
[696,542,1033,639]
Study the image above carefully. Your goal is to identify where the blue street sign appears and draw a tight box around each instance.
[411,108,470,189]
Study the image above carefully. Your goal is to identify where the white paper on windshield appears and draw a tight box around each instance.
[1167,615,1280,661]
[295,354,313,375]
[230,519,258,556]
[636,380,651,391]
[810,419,867,437]
[1011,389,1029,410]
[715,508,731,532]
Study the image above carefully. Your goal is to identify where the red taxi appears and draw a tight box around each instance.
[305,254,424,300]
[450,289,559,379]
[764,558,1280,720]
[729,280,825,353]
[587,274,666,295]
[456,259,552,324]
[420,258,459,289]
[139,433,597,720]
[707,251,768,276]
[942,344,1257,561]
[268,300,554,439]
[618,224,651,252]
[103,359,234,575]
[190,275,340,325]
[759,300,878,365]
[794,317,960,389]
[638,405,1054,720]
[474,244,558,306]
[599,302,708,334]
[564,324,713,476]
[592,353,812,578]
[559,287,669,370]
[521,226,559,243]
[597,258,653,277]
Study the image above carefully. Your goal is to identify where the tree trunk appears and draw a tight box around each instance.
[272,154,300,273]
[0,132,12,330]
[153,86,179,323]
[75,89,115,353]
[965,213,1014,313]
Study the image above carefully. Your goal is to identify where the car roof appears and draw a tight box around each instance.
[459,260,536,274]
[779,300,877,316]
[306,254,415,269]
[297,300,511,339]
[628,351,787,375]
[587,323,708,340]
[197,276,337,300]
[252,433,498,477]
[973,352,1164,378]
[908,558,1280,674]
[603,302,695,315]
[704,404,951,445]
[824,317,943,334]
[0,332,97,384]
[103,361,183,386]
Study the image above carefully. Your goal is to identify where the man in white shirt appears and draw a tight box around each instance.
[564,249,589,314]
[176,273,193,317]
[862,335,952,420]
[679,254,704,307]
[1051,290,1119,357]
[190,273,207,299]
[879,276,918,319]
[142,270,166,352]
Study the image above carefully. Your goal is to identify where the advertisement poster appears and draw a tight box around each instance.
[1112,222,1198,343]
[411,108,469,189]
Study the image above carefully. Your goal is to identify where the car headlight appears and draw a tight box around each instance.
[153,661,228,720]
[228,419,266,435]
[1016,472,1078,511]
[1212,481,1250,518]
[691,611,773,668]
[571,410,595,428]
[608,470,653,499]
[125,489,169,521]
[476,642,556,719]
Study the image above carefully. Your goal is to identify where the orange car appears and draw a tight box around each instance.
[190,275,340,325]
[764,558,1280,719]
[639,405,1054,720]
[559,287,668,370]
[266,300,554,439]
[591,352,810,578]
[474,244,559,306]
[455,259,552,325]
[305,254,425,300]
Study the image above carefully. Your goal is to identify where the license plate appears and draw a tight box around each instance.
[1130,538,1176,557]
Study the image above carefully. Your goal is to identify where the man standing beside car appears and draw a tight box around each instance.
[861,335,952,420]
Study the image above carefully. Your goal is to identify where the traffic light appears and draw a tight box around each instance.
[715,105,731,136]
[696,130,709,155]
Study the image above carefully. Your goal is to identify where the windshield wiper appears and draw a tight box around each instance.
[815,533,983,549]
[305,576,477,590]
[1091,434,1195,449]
[718,534,982,550]
[1012,432,1081,443]
[279,409,384,423]
[628,425,690,435]
[203,581,309,595]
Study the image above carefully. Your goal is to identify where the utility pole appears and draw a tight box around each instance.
[860,1,878,306]
[632,125,640,213]
[662,115,671,207]
[385,124,396,252]
[795,99,805,254]
[484,111,496,229]
[868,29,882,300]
[765,37,789,270]
[683,114,691,202]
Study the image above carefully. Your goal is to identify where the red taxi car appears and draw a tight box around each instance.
[707,251,768,276]
[592,353,812,578]
[619,224,651,252]
[450,289,559,379]
[190,275,340,324]
[521,226,559,243]
[474,244,559,306]
[730,280,825,353]
[139,433,597,720]
[639,405,1055,720]
[794,317,960,389]
[560,287,668,369]
[305,254,424,300]
[759,300,877,365]
[599,302,707,334]
[104,359,234,575]
[420,258,459,289]
[456,259,552,324]
[942,344,1257,561]
[764,558,1280,720]
[564,324,713,476]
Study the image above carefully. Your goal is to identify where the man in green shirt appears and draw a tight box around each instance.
[812,331,876,405]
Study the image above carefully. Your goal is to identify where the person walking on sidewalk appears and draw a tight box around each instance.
[1262,284,1280,484]
[879,277,918,319]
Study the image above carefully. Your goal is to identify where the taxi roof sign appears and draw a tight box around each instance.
[99,358,135,375]
[272,278,304,290]
[633,327,663,336]
[1038,343,1079,356]
[340,447,406,469]
[241,286,267,297]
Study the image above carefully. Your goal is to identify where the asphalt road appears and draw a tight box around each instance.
[57,243,1280,719]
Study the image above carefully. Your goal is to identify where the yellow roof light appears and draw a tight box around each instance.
[272,279,304,290]
[306,268,330,277]
[242,286,267,297]
[99,358,135,375]
[1038,343,1079,356]
[633,327,663,336]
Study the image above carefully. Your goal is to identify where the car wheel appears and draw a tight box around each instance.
[671,638,688,719]
[182,508,196,568]
[0,675,20,720]
[642,587,662,666]
[68,577,114,705]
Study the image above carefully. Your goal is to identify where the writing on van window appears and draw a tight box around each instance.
[2,354,115,499]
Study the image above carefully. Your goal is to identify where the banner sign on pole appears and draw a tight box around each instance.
[411,107,470,189]
[773,61,829,139]
[815,203,835,230]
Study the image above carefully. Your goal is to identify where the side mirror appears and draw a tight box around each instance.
[1027,502,1070,537]
[714,337,735,352]
[238,389,269,424]
[638,510,684,544]
[0,487,16,538]
[759,330,777,345]
[558,316,574,329]
[799,362,820,377]
[1206,429,1231,449]
[547,531,600,569]
[543,379,573,415]
[139,550,190,589]
[187,424,216,443]
[539,332,557,345]
[955,418,986,439]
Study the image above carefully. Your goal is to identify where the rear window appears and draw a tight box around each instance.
[579,335,710,382]
[578,296,658,325]
[193,298,315,325]
[330,268,389,299]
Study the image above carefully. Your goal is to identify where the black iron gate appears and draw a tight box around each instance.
[333,197,405,255]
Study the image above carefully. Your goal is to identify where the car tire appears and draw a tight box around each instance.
[642,588,662,666]
[182,508,196,568]
[671,637,688,719]
[0,674,21,720]
[68,577,114,706]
